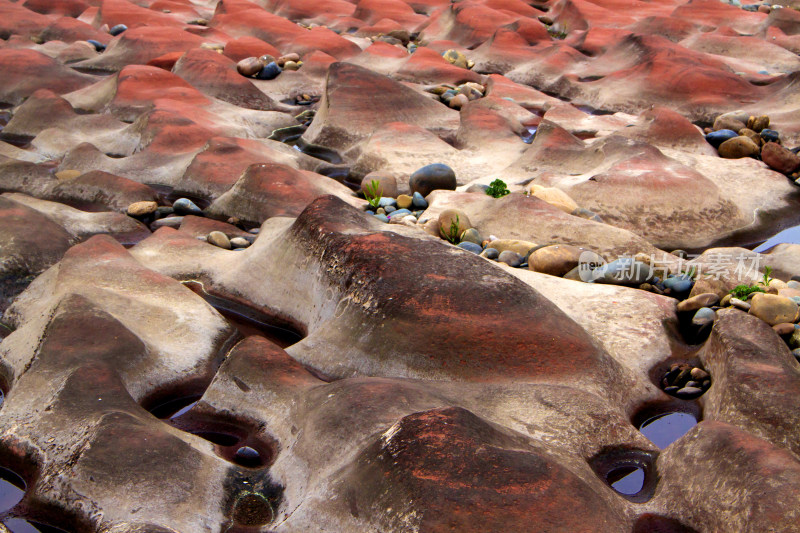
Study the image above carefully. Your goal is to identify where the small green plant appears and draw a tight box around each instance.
[759,265,774,287]
[729,284,765,300]
[363,179,381,210]
[485,179,510,198]
[444,215,461,244]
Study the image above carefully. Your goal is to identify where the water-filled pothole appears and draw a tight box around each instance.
[0,467,25,514]
[639,412,697,449]
[3,519,69,533]
[148,396,201,419]
[590,450,656,502]
[633,513,699,533]
[521,126,537,144]
[182,281,304,349]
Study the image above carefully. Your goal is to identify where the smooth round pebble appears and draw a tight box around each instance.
[109,24,127,36]
[457,242,483,254]
[127,201,158,217]
[230,237,250,249]
[412,192,428,208]
[172,198,203,216]
[255,61,282,80]
[207,231,231,250]
[481,248,499,260]
[498,250,524,267]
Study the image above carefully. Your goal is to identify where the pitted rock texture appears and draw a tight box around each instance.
[0,0,800,531]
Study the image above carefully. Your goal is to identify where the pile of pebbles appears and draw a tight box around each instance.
[236,53,302,81]
[661,363,711,399]
[704,113,800,180]
[427,82,486,110]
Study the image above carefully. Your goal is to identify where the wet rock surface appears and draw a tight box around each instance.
[0,0,800,531]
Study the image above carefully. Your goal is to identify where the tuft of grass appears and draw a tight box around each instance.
[729,284,765,300]
[486,179,510,198]
[363,180,382,210]
[444,215,461,244]
[759,265,774,287]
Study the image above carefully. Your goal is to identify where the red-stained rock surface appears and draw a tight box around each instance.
[2,0,800,530]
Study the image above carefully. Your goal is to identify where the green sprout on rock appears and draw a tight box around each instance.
[363,179,382,210]
[444,215,462,244]
[485,179,510,198]
[760,265,774,288]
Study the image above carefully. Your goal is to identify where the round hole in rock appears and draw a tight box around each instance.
[590,450,656,503]
[0,467,25,513]
[3,519,69,533]
[233,446,263,468]
[148,396,201,419]
[608,466,645,495]
[195,432,240,447]
[639,412,697,449]
[232,492,273,526]
[633,513,699,533]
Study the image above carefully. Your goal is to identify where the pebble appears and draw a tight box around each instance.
[730,297,751,311]
[528,244,584,277]
[487,239,537,257]
[248,228,260,234]
[412,192,428,209]
[692,307,716,327]
[391,214,416,225]
[150,216,183,229]
[498,250,524,267]
[409,163,457,197]
[283,61,299,71]
[663,275,693,292]
[761,141,800,174]
[396,194,413,209]
[384,205,396,213]
[230,237,250,249]
[55,169,81,180]
[237,57,265,77]
[109,24,128,36]
[87,39,106,52]
[690,368,710,381]
[361,172,398,199]
[705,129,738,148]
[442,49,468,69]
[127,201,158,217]
[773,322,796,335]
[718,136,760,158]
[788,280,800,290]
[255,61,282,80]
[277,53,300,66]
[677,292,720,312]
[172,198,203,216]
[749,293,799,326]
[456,228,479,245]
[594,258,653,285]
[155,206,174,218]
[481,248,499,260]
[457,242,483,254]
[747,115,770,132]
[389,208,412,218]
[713,115,746,132]
[675,386,703,399]
[448,94,469,109]
[207,231,231,250]
[378,197,397,208]
[760,129,780,143]
[373,214,389,223]
[720,294,732,307]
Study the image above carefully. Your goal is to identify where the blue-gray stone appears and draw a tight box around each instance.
[760,129,780,143]
[409,163,457,196]
[664,276,693,292]
[378,197,397,208]
[172,198,203,216]
[248,228,260,235]
[498,250,524,267]
[389,208,411,217]
[412,191,428,208]
[790,296,800,306]
[692,307,716,326]
[384,205,396,213]
[87,39,106,52]
[365,210,374,215]
[373,214,389,223]
[705,129,738,148]
[482,248,499,260]
[109,24,128,36]
[457,242,483,254]
[593,258,653,285]
[150,216,184,230]
[256,62,282,80]
[793,348,800,362]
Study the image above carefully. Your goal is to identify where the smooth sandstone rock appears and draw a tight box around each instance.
[749,293,799,326]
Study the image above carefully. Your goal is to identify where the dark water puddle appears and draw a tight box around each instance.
[575,104,616,116]
[0,111,10,133]
[590,450,656,502]
[521,126,537,144]
[3,519,68,533]
[182,281,304,349]
[268,125,306,144]
[608,466,644,495]
[752,224,800,253]
[639,412,697,449]
[0,133,33,150]
[0,467,25,514]
[149,396,201,419]
[291,138,343,165]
